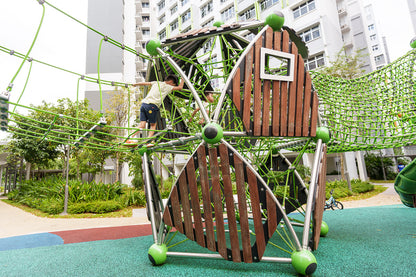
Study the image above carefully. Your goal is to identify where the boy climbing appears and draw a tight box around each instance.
[189,91,215,125]
[126,74,184,145]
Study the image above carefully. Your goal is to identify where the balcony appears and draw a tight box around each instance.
[340,23,350,32]
[338,8,347,16]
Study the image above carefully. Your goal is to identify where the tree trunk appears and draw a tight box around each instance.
[25,162,31,180]
[115,153,120,183]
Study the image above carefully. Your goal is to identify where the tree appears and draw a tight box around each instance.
[318,46,367,79]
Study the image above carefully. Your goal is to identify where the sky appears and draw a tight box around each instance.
[0,0,415,141]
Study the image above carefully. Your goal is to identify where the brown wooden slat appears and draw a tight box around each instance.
[197,147,216,251]
[233,67,241,112]
[247,169,266,260]
[262,27,273,136]
[266,192,278,238]
[169,186,183,233]
[272,31,282,136]
[279,31,290,137]
[253,38,262,136]
[232,149,251,262]
[186,157,205,247]
[302,73,313,137]
[295,58,305,137]
[178,171,194,240]
[287,42,299,136]
[310,91,319,137]
[243,48,254,133]
[219,144,241,262]
[208,147,227,258]
[313,145,327,250]
[163,205,173,227]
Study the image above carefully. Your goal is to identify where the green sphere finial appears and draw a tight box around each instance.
[265,11,285,32]
[146,39,161,56]
[320,221,329,237]
[410,36,416,49]
[213,21,224,28]
[148,244,168,265]
[291,250,317,275]
[202,123,223,144]
[314,126,331,143]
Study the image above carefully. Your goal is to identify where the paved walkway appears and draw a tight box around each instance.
[0,182,402,239]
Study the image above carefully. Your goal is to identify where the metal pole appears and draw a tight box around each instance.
[301,139,323,248]
[61,135,70,215]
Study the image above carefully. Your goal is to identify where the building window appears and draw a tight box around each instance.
[221,5,235,22]
[159,14,165,25]
[201,1,213,18]
[182,10,191,23]
[183,26,192,33]
[171,20,178,31]
[142,2,149,8]
[370,34,377,41]
[372,44,379,51]
[158,0,165,11]
[374,54,383,62]
[299,25,320,43]
[293,0,316,19]
[143,29,150,36]
[260,0,280,11]
[142,16,150,22]
[180,0,189,6]
[202,17,215,27]
[171,4,178,15]
[305,54,324,71]
[368,24,375,31]
[245,33,255,41]
[239,7,256,21]
[220,0,227,3]
[203,38,214,53]
[159,30,166,41]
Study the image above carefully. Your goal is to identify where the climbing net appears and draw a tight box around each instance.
[310,49,416,153]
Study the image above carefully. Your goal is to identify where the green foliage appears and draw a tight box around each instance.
[68,200,123,214]
[326,179,374,199]
[364,153,396,180]
[120,188,146,207]
[126,151,144,189]
[317,46,366,79]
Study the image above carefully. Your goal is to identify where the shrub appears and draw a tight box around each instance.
[68,200,123,214]
[326,179,374,199]
[121,188,146,207]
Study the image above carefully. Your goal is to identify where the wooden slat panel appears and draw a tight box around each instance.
[266,192,278,238]
[313,145,327,250]
[208,147,227,258]
[279,31,290,137]
[253,37,263,136]
[247,170,266,260]
[232,150,251,263]
[310,91,319,137]
[197,147,216,251]
[302,73,312,137]
[287,42,299,136]
[219,144,241,262]
[272,31,282,136]
[243,48,254,133]
[186,157,205,247]
[295,58,305,136]
[178,172,194,240]
[262,27,274,136]
[170,186,183,233]
[233,67,241,112]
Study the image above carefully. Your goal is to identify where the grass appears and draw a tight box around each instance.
[338,185,388,201]
[1,199,136,218]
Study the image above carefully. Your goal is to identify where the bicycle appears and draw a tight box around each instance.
[324,189,344,210]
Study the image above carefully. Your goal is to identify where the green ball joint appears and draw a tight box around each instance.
[213,21,224,28]
[410,36,416,49]
[320,221,329,237]
[265,11,285,32]
[148,243,168,266]
[313,126,331,143]
[291,250,317,275]
[202,123,223,144]
[146,39,161,56]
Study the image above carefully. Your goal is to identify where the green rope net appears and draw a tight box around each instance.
[311,49,416,153]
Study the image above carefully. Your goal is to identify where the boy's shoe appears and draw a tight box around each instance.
[123,139,139,147]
